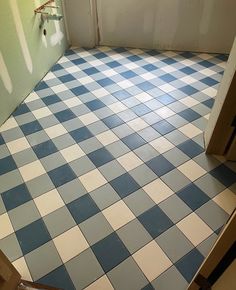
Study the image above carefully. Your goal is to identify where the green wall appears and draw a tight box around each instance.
[0,0,68,125]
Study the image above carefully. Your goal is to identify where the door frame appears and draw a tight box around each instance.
[187,210,236,290]
[204,37,236,158]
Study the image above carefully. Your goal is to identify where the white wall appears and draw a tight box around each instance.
[97,0,236,53]
[64,0,97,48]
[65,0,236,53]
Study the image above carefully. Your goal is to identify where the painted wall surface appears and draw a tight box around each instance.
[64,0,97,48]
[212,260,236,290]
[0,0,68,126]
[66,0,236,53]
[97,0,236,53]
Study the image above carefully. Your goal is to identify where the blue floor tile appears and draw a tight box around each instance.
[92,232,130,272]
[180,52,195,59]
[114,47,127,53]
[180,67,196,75]
[48,164,77,187]
[85,99,106,111]
[20,120,43,135]
[157,94,176,105]
[37,265,76,290]
[180,86,198,95]
[122,133,146,150]
[177,140,204,158]
[199,60,214,68]
[146,50,160,56]
[35,81,49,91]
[163,58,177,65]
[33,140,58,159]
[42,94,61,105]
[132,104,152,117]
[107,61,121,68]
[202,99,215,109]
[55,109,76,123]
[0,135,4,145]
[127,55,141,62]
[216,54,228,61]
[0,155,17,175]
[152,120,175,135]
[146,155,175,176]
[94,52,107,59]
[179,109,201,122]
[97,78,115,87]
[175,249,204,282]
[138,205,173,238]
[71,85,89,96]
[201,77,218,86]
[159,74,177,83]
[110,173,140,198]
[71,58,86,65]
[210,164,236,187]
[142,64,157,72]
[83,67,99,75]
[15,219,51,255]
[2,184,32,211]
[67,194,100,224]
[112,90,131,101]
[64,50,75,56]
[142,283,155,290]
[88,147,114,167]
[59,74,76,83]
[177,183,210,210]
[13,104,30,116]
[121,71,137,79]
[51,64,64,71]
[70,127,93,142]
[215,226,223,235]
[137,81,155,91]
[102,115,124,129]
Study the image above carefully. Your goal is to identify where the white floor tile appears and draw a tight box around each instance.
[34,189,64,216]
[150,137,174,154]
[32,107,52,119]
[179,124,202,138]
[53,226,89,263]
[178,160,206,181]
[133,240,172,281]
[45,124,67,139]
[102,200,135,230]
[117,152,143,171]
[177,213,213,246]
[0,213,14,239]
[79,169,107,192]
[84,275,114,290]
[96,130,119,146]
[79,112,99,126]
[60,144,85,163]
[13,257,32,281]
[19,160,46,182]
[143,179,174,204]
[213,189,236,215]
[127,118,149,131]
[6,137,30,154]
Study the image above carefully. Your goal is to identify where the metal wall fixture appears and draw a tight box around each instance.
[34,0,59,15]
[34,0,63,33]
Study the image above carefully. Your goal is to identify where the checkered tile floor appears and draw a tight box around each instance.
[0,46,236,290]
